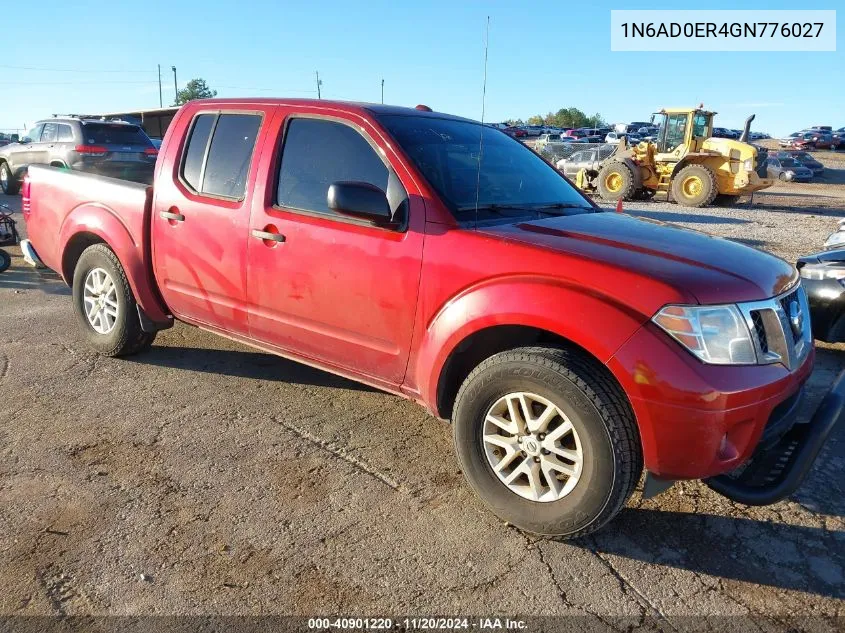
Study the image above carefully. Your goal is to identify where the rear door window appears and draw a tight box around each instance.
[57,124,74,142]
[276,118,389,215]
[180,112,262,199]
[41,123,58,143]
[182,114,216,191]
[201,114,262,198]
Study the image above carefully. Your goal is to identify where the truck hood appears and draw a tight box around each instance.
[478,212,797,305]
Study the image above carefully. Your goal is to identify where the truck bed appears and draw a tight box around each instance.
[24,165,153,280]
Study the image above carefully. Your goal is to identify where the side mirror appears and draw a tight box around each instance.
[327,181,393,224]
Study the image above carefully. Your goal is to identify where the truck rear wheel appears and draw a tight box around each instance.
[451,346,642,538]
[72,244,156,357]
[671,164,717,207]
[597,162,636,201]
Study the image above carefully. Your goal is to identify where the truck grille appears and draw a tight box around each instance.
[739,283,811,370]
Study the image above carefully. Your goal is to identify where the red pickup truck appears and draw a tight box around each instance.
[21,98,843,538]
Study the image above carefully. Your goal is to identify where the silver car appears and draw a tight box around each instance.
[555,145,616,178]
[766,157,813,182]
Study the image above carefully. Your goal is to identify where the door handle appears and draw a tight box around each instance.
[160,210,185,222]
[251,229,285,243]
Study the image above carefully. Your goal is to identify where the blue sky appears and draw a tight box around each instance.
[0,0,841,136]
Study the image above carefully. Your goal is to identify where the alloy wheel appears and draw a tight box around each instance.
[83,267,119,334]
[482,391,583,502]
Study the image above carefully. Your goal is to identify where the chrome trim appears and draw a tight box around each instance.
[737,282,812,370]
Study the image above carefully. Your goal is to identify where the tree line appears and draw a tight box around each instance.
[506,107,606,129]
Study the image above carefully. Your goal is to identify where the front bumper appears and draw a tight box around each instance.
[801,277,845,342]
[728,170,773,195]
[705,369,845,505]
[608,322,815,480]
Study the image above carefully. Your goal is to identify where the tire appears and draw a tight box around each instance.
[0,162,20,195]
[713,194,740,207]
[779,172,789,182]
[452,346,642,538]
[0,249,10,273]
[671,164,717,207]
[72,243,156,357]
[596,162,636,201]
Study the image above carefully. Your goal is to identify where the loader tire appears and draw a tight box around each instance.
[597,162,636,201]
[672,164,718,207]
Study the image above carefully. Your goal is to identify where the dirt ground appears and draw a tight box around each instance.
[0,150,844,629]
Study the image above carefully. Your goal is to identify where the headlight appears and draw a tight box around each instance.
[799,261,845,281]
[743,158,754,171]
[652,305,756,365]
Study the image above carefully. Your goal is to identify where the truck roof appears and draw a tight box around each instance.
[187,98,477,123]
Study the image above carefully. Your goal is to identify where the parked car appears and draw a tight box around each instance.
[605,132,640,145]
[713,127,738,139]
[791,130,835,150]
[580,135,605,144]
[779,132,802,147]
[775,151,823,175]
[21,97,841,538]
[798,246,845,341]
[504,126,527,138]
[832,128,845,149]
[766,156,813,182]
[525,125,545,137]
[554,145,615,178]
[0,116,157,193]
[637,126,659,141]
[626,122,651,134]
[562,129,588,139]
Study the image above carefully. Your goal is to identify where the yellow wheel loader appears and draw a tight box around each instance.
[575,108,772,207]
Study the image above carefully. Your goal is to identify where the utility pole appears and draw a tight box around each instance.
[157,64,163,108]
[171,66,178,105]
[381,79,384,104]
[315,71,321,99]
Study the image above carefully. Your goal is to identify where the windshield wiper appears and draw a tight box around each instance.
[532,203,594,213]
[455,203,540,215]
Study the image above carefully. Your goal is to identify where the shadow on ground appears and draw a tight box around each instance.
[131,345,377,392]
[570,508,845,600]
[0,258,69,295]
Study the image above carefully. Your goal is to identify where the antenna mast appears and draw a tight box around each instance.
[473,16,490,229]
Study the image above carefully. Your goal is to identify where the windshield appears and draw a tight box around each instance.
[81,123,152,146]
[378,114,594,222]
[780,158,798,167]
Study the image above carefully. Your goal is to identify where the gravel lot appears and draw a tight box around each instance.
[1,150,844,629]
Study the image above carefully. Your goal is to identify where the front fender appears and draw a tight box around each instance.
[411,276,649,415]
[59,203,170,323]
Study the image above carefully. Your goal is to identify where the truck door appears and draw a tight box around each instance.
[246,109,425,385]
[151,106,276,334]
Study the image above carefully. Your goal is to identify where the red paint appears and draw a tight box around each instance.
[23,98,812,482]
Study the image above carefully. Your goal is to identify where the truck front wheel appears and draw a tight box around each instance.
[72,244,156,357]
[451,346,642,538]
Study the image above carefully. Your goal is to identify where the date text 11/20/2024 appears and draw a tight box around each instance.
[307,617,528,630]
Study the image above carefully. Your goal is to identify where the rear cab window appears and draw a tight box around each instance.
[179,112,262,200]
